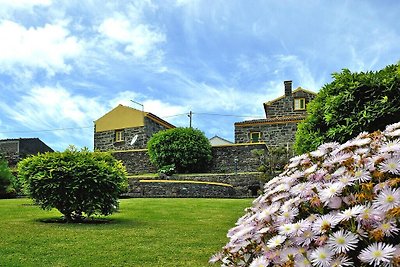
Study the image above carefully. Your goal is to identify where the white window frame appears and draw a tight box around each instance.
[294,98,306,110]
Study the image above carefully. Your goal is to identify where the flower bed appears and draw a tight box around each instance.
[211,122,400,266]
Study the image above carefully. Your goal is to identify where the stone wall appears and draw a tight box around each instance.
[235,121,299,147]
[266,90,316,118]
[124,172,262,198]
[209,143,267,173]
[113,149,157,174]
[112,143,267,175]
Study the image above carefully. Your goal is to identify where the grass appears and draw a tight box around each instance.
[0,198,252,267]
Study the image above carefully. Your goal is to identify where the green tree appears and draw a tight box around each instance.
[18,147,127,222]
[147,127,212,173]
[0,157,18,198]
[295,63,400,154]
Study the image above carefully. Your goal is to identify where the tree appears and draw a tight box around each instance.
[0,157,17,198]
[18,147,127,222]
[294,63,400,154]
[147,127,212,173]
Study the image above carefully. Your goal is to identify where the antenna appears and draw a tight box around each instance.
[130,135,138,146]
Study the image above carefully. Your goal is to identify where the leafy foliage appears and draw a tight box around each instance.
[252,146,291,183]
[17,147,127,222]
[0,157,18,198]
[295,63,400,154]
[147,127,212,173]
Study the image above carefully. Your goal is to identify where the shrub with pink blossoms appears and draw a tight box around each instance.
[211,122,400,267]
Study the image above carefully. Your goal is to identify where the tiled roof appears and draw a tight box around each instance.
[235,115,306,126]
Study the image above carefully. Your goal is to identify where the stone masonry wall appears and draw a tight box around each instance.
[94,126,149,151]
[235,122,299,147]
[209,143,267,173]
[113,149,157,174]
[125,172,262,198]
[112,143,267,175]
[94,118,171,151]
[266,90,316,118]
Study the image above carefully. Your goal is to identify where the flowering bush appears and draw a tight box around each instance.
[211,122,400,267]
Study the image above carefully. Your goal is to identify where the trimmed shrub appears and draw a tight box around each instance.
[211,122,400,266]
[294,63,400,154]
[18,147,127,222]
[0,157,17,198]
[147,127,212,173]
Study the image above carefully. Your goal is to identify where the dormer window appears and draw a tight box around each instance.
[294,98,306,110]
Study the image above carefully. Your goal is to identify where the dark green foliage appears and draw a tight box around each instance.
[295,63,400,154]
[0,157,18,198]
[252,146,291,183]
[147,127,212,173]
[17,147,127,222]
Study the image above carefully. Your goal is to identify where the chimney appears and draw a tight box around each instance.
[284,80,292,96]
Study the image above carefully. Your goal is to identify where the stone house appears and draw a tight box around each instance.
[94,104,175,151]
[0,138,54,166]
[234,80,316,147]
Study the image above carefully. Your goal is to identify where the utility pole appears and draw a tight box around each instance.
[188,111,193,128]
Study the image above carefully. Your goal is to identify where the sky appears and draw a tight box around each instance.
[0,0,399,151]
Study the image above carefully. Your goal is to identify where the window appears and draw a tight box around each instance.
[115,130,124,142]
[250,132,261,143]
[294,98,306,110]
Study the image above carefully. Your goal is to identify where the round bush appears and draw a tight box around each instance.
[147,127,212,173]
[211,122,400,266]
[294,63,400,154]
[0,157,17,198]
[18,147,127,222]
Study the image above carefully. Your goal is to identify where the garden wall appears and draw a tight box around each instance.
[113,143,267,175]
[124,172,262,198]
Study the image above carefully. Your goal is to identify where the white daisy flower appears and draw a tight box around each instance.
[379,140,400,153]
[385,122,400,132]
[337,205,364,221]
[319,182,344,203]
[279,223,295,236]
[249,255,270,267]
[312,214,340,234]
[379,156,400,175]
[309,246,333,267]
[295,228,315,246]
[352,168,371,182]
[376,219,400,237]
[372,187,400,212]
[327,229,359,253]
[358,242,396,267]
[266,235,286,249]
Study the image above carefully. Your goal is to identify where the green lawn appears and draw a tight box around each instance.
[0,198,252,267]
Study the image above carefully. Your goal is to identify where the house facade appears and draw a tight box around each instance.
[0,138,54,166]
[235,80,316,147]
[94,104,175,151]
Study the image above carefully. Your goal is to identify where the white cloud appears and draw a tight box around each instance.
[1,86,105,148]
[0,0,51,8]
[98,14,165,59]
[0,20,82,75]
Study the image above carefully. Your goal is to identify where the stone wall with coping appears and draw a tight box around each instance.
[124,172,262,198]
[112,143,267,175]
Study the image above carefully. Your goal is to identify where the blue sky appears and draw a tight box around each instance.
[0,0,399,151]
